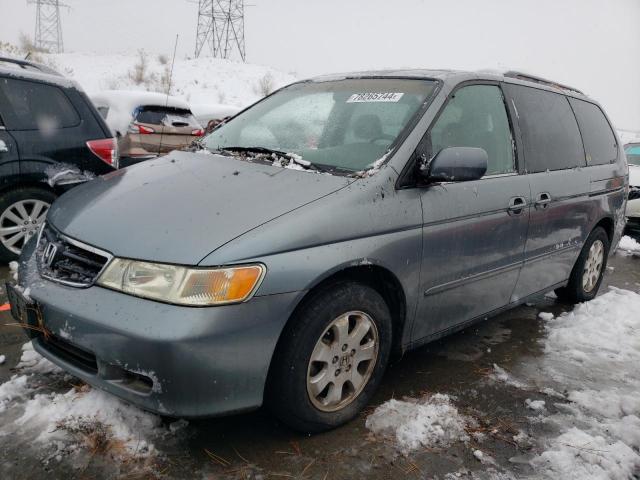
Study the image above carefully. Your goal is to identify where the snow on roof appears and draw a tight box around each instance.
[90,90,191,135]
[190,103,241,124]
[91,90,190,111]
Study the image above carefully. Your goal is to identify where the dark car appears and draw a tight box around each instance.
[0,57,118,262]
[12,69,627,432]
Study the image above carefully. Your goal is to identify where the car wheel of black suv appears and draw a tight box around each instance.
[268,282,392,433]
[555,226,609,304]
[0,187,55,263]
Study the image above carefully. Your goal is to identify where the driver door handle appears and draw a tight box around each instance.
[535,192,552,210]
[508,196,527,216]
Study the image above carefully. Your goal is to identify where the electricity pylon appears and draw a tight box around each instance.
[29,0,65,53]
[195,0,246,61]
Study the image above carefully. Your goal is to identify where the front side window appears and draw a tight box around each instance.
[203,79,437,172]
[507,84,585,172]
[428,84,515,176]
[0,77,80,131]
[569,98,617,166]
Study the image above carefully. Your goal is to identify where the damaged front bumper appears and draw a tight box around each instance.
[16,239,300,418]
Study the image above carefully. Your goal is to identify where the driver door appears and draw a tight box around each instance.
[412,83,530,342]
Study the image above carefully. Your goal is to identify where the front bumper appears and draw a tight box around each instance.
[18,241,302,418]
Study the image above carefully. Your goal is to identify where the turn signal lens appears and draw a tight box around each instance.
[97,260,265,306]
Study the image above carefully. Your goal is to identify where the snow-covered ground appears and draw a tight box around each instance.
[365,237,640,479]
[0,342,183,472]
[44,52,296,109]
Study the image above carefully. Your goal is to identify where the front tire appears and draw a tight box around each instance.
[268,282,392,433]
[555,227,609,303]
[0,187,55,263]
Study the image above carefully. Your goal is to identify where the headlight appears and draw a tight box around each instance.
[97,259,265,306]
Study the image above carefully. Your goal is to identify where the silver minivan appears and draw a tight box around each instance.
[10,69,627,432]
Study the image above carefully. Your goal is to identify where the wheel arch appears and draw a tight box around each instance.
[593,216,614,243]
[265,262,408,396]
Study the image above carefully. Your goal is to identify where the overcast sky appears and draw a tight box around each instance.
[1,0,639,131]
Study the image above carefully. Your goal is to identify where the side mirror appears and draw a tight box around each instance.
[420,147,488,183]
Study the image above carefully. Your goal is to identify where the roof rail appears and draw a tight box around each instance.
[0,56,61,77]
[503,70,583,95]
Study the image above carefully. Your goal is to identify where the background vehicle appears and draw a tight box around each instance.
[191,103,240,131]
[625,143,640,233]
[91,91,204,167]
[0,57,117,262]
[14,70,627,433]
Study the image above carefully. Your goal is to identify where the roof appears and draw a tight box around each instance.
[0,56,78,89]
[308,68,589,99]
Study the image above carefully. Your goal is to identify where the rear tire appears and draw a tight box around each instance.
[268,282,392,433]
[0,187,55,263]
[554,227,609,303]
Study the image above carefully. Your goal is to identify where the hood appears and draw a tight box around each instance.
[48,151,353,265]
[629,164,640,187]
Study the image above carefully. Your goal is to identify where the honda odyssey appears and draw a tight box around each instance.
[10,69,627,432]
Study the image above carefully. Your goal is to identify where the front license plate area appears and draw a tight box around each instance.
[6,283,41,338]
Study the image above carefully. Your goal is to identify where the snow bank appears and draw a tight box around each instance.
[16,384,162,457]
[616,235,640,255]
[42,52,296,110]
[365,393,470,454]
[531,428,640,480]
[0,342,180,463]
[530,288,640,478]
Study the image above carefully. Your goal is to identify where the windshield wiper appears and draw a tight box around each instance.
[221,146,330,172]
[221,146,290,158]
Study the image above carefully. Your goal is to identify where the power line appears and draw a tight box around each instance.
[28,0,66,53]
[194,0,246,61]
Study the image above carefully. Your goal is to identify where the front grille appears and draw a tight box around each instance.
[629,186,640,201]
[39,334,98,374]
[37,224,111,287]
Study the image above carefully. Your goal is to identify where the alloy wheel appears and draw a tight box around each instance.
[0,199,50,255]
[306,311,379,412]
[582,239,604,293]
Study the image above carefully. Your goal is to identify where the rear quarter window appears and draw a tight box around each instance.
[568,98,617,166]
[507,84,585,173]
[0,77,80,131]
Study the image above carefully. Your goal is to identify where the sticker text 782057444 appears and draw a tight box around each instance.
[346,92,404,103]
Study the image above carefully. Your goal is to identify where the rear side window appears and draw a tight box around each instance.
[508,84,585,172]
[569,98,617,165]
[135,106,200,128]
[0,77,80,131]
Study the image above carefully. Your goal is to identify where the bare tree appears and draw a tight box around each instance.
[255,73,275,97]
[129,50,152,86]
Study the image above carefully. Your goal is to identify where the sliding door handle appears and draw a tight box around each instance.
[535,192,551,210]
[508,196,527,216]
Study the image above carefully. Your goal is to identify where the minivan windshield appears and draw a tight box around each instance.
[202,78,437,172]
[625,144,640,166]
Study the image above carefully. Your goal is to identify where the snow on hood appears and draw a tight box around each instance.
[90,90,192,136]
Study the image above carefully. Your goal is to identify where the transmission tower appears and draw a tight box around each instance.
[195,0,246,61]
[29,0,65,53]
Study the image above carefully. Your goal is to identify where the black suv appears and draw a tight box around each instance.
[0,57,117,262]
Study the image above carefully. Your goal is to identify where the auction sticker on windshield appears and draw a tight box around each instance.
[346,92,404,103]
